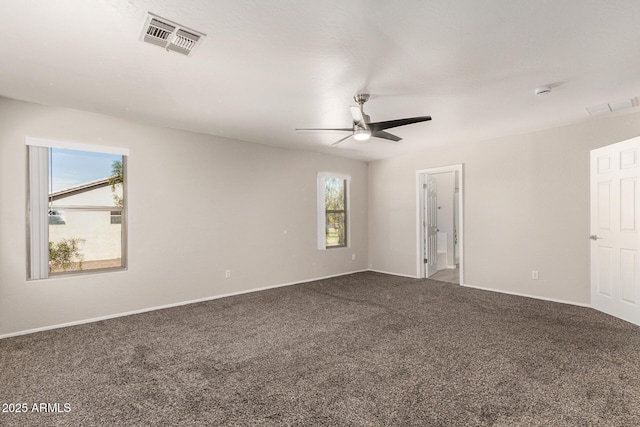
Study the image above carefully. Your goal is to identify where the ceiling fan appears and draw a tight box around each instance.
[296,93,431,147]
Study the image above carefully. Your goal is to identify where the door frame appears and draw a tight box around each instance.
[416,164,464,284]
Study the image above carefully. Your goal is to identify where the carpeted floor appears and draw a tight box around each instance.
[1,271,639,426]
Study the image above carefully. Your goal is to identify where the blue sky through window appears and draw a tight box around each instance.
[50,148,122,193]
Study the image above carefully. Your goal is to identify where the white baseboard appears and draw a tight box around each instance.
[1,270,592,339]
[367,269,420,279]
[0,269,369,339]
[461,283,591,308]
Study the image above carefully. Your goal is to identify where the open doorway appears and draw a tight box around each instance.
[416,164,464,284]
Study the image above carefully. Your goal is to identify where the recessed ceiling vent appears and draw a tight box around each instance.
[145,18,174,45]
[586,97,639,116]
[140,13,205,57]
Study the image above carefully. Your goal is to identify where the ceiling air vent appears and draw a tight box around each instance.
[144,18,175,47]
[168,29,200,55]
[140,13,205,57]
[586,97,639,116]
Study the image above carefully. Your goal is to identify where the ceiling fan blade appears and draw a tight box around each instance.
[372,130,402,142]
[331,134,353,147]
[368,116,432,132]
[350,106,366,127]
[295,127,352,131]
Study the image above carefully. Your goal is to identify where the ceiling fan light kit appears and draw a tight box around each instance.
[353,128,372,142]
[296,93,431,147]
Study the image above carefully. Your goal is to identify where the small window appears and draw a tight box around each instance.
[27,138,128,279]
[317,173,350,250]
[110,211,122,224]
[325,177,347,247]
[48,209,66,225]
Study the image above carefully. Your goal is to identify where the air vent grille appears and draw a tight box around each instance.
[586,97,639,117]
[140,13,205,56]
[168,29,200,55]
[144,19,175,47]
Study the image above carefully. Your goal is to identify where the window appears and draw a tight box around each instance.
[325,178,347,247]
[110,211,122,225]
[27,138,128,280]
[317,172,350,250]
[48,209,66,225]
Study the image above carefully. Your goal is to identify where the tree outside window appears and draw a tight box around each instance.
[325,177,347,247]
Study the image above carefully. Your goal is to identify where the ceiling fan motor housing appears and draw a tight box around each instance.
[354,93,370,105]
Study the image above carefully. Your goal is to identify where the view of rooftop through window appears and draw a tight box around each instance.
[50,148,122,192]
[46,147,126,274]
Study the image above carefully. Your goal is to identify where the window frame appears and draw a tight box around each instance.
[26,137,129,280]
[317,172,351,250]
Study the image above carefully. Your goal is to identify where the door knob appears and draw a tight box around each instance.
[589,235,602,240]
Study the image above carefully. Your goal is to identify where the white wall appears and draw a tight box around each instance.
[368,111,640,304]
[4,95,640,336]
[0,97,368,336]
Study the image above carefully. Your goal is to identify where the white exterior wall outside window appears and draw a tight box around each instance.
[317,172,351,250]
[26,137,129,280]
[49,183,124,262]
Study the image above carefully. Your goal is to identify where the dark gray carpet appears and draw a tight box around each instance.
[1,271,640,426]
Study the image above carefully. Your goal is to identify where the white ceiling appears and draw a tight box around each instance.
[1,0,640,161]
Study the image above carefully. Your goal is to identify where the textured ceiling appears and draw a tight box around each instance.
[1,0,639,161]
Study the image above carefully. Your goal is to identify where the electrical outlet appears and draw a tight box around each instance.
[225,269,231,279]
[352,254,356,261]
[532,271,539,280]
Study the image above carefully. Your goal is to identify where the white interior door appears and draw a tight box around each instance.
[425,175,438,278]
[591,137,640,326]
